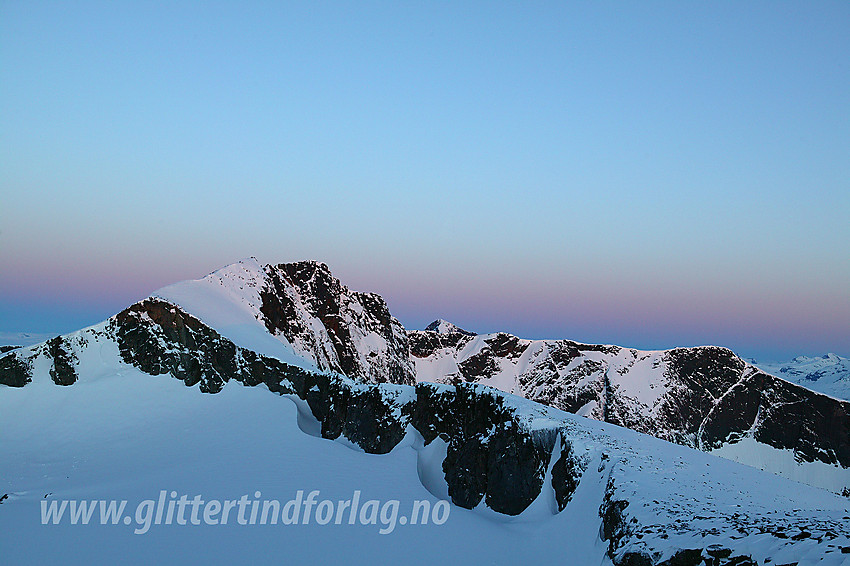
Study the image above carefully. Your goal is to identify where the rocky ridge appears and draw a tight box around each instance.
[409,324,850,493]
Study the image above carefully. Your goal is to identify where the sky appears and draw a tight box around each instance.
[1,1,848,361]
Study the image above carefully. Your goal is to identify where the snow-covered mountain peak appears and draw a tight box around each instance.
[424,319,475,336]
[149,259,415,385]
[784,353,843,365]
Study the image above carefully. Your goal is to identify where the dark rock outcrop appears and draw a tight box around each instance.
[551,434,587,511]
[0,351,31,387]
[655,346,746,439]
[410,383,565,514]
[259,261,414,385]
[115,299,312,395]
[659,549,703,566]
[300,373,412,455]
[46,336,78,386]
[601,477,632,555]
[410,383,559,514]
[408,330,475,359]
[116,300,241,394]
[700,369,850,468]
[457,349,500,382]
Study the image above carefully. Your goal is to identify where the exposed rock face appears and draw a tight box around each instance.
[115,299,313,395]
[411,383,564,514]
[600,478,632,555]
[551,434,586,511]
[408,328,475,361]
[700,368,850,467]
[655,347,747,442]
[259,261,414,385]
[0,351,31,387]
[46,336,78,386]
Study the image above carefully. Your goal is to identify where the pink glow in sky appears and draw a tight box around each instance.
[2,2,848,361]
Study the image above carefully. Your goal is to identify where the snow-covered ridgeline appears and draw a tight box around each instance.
[2,298,849,564]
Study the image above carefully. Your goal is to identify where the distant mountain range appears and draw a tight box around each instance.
[0,331,54,352]
[748,354,850,401]
[2,258,849,564]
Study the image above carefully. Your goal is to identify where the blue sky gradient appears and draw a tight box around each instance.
[1,1,848,360]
